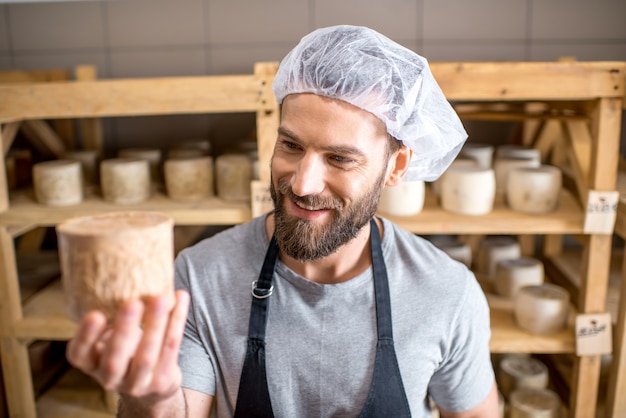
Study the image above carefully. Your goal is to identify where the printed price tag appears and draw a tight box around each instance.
[251,180,274,218]
[575,313,612,356]
[583,190,619,234]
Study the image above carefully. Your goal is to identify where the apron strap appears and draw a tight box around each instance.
[358,218,412,417]
[233,235,278,418]
[370,218,393,341]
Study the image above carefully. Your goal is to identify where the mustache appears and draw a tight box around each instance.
[277,180,342,210]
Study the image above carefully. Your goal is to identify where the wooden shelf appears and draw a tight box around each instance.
[37,367,113,418]
[1,187,583,233]
[1,61,623,418]
[16,280,75,340]
[381,189,583,235]
[15,278,577,355]
[1,188,251,227]
[0,64,281,418]
[488,298,575,354]
[479,275,576,354]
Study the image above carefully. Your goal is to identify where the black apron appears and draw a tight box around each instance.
[234,218,411,417]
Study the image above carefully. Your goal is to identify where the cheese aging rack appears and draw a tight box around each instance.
[0,61,625,417]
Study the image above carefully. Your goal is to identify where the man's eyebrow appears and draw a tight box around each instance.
[324,145,366,157]
[277,126,299,141]
[277,126,366,157]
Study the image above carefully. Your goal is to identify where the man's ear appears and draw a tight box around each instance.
[385,146,413,187]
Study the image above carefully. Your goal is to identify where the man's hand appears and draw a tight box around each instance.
[67,290,190,407]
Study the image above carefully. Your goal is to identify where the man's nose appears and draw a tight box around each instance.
[290,154,326,197]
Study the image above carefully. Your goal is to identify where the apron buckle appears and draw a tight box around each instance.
[251,280,274,299]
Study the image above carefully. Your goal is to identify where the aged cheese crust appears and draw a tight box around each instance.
[57,211,174,322]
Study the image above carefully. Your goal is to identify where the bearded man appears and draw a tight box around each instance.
[67,25,499,418]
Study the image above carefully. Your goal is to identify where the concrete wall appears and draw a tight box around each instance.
[1,0,625,153]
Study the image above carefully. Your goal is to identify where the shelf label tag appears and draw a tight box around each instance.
[251,180,274,218]
[583,190,619,234]
[575,312,612,356]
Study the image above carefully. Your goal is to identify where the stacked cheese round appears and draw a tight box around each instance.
[510,388,561,418]
[32,160,83,206]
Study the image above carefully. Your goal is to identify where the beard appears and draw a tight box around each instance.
[270,168,387,262]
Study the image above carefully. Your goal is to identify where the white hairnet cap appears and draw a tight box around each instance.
[272,25,467,182]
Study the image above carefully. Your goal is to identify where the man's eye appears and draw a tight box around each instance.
[281,140,299,150]
[330,155,354,164]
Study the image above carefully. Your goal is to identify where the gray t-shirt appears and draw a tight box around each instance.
[175,215,494,417]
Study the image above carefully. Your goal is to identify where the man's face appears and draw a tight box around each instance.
[270,93,393,262]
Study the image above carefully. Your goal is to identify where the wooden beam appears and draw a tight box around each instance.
[543,235,564,257]
[6,224,37,238]
[579,235,611,312]
[0,337,37,417]
[455,111,587,122]
[20,119,67,157]
[563,120,591,206]
[0,129,8,212]
[1,122,20,155]
[518,235,535,256]
[622,72,626,110]
[570,355,602,418]
[0,73,274,122]
[430,61,626,101]
[0,227,23,325]
[48,69,75,149]
[254,61,280,184]
[75,65,103,151]
[606,244,626,417]
[563,120,592,186]
[587,98,622,192]
[1,62,623,124]
[16,227,46,253]
[532,119,561,163]
[0,227,36,417]
[521,102,549,146]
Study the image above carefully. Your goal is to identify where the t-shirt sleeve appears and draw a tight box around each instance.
[427,270,495,412]
[175,252,216,396]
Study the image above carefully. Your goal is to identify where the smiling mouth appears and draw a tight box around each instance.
[294,201,329,211]
[287,198,335,221]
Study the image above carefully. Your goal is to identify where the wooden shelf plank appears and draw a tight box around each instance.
[488,302,576,354]
[37,367,114,418]
[1,187,583,233]
[16,280,76,340]
[382,189,584,235]
[0,74,274,123]
[1,62,623,125]
[481,275,576,354]
[430,61,626,101]
[0,189,252,227]
[16,278,576,353]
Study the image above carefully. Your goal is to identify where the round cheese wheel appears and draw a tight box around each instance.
[57,211,174,322]
[32,160,83,206]
[510,388,561,418]
[164,156,214,201]
[100,158,150,204]
[498,355,549,399]
[514,284,570,335]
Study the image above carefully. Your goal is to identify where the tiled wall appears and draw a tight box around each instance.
[1,0,625,151]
